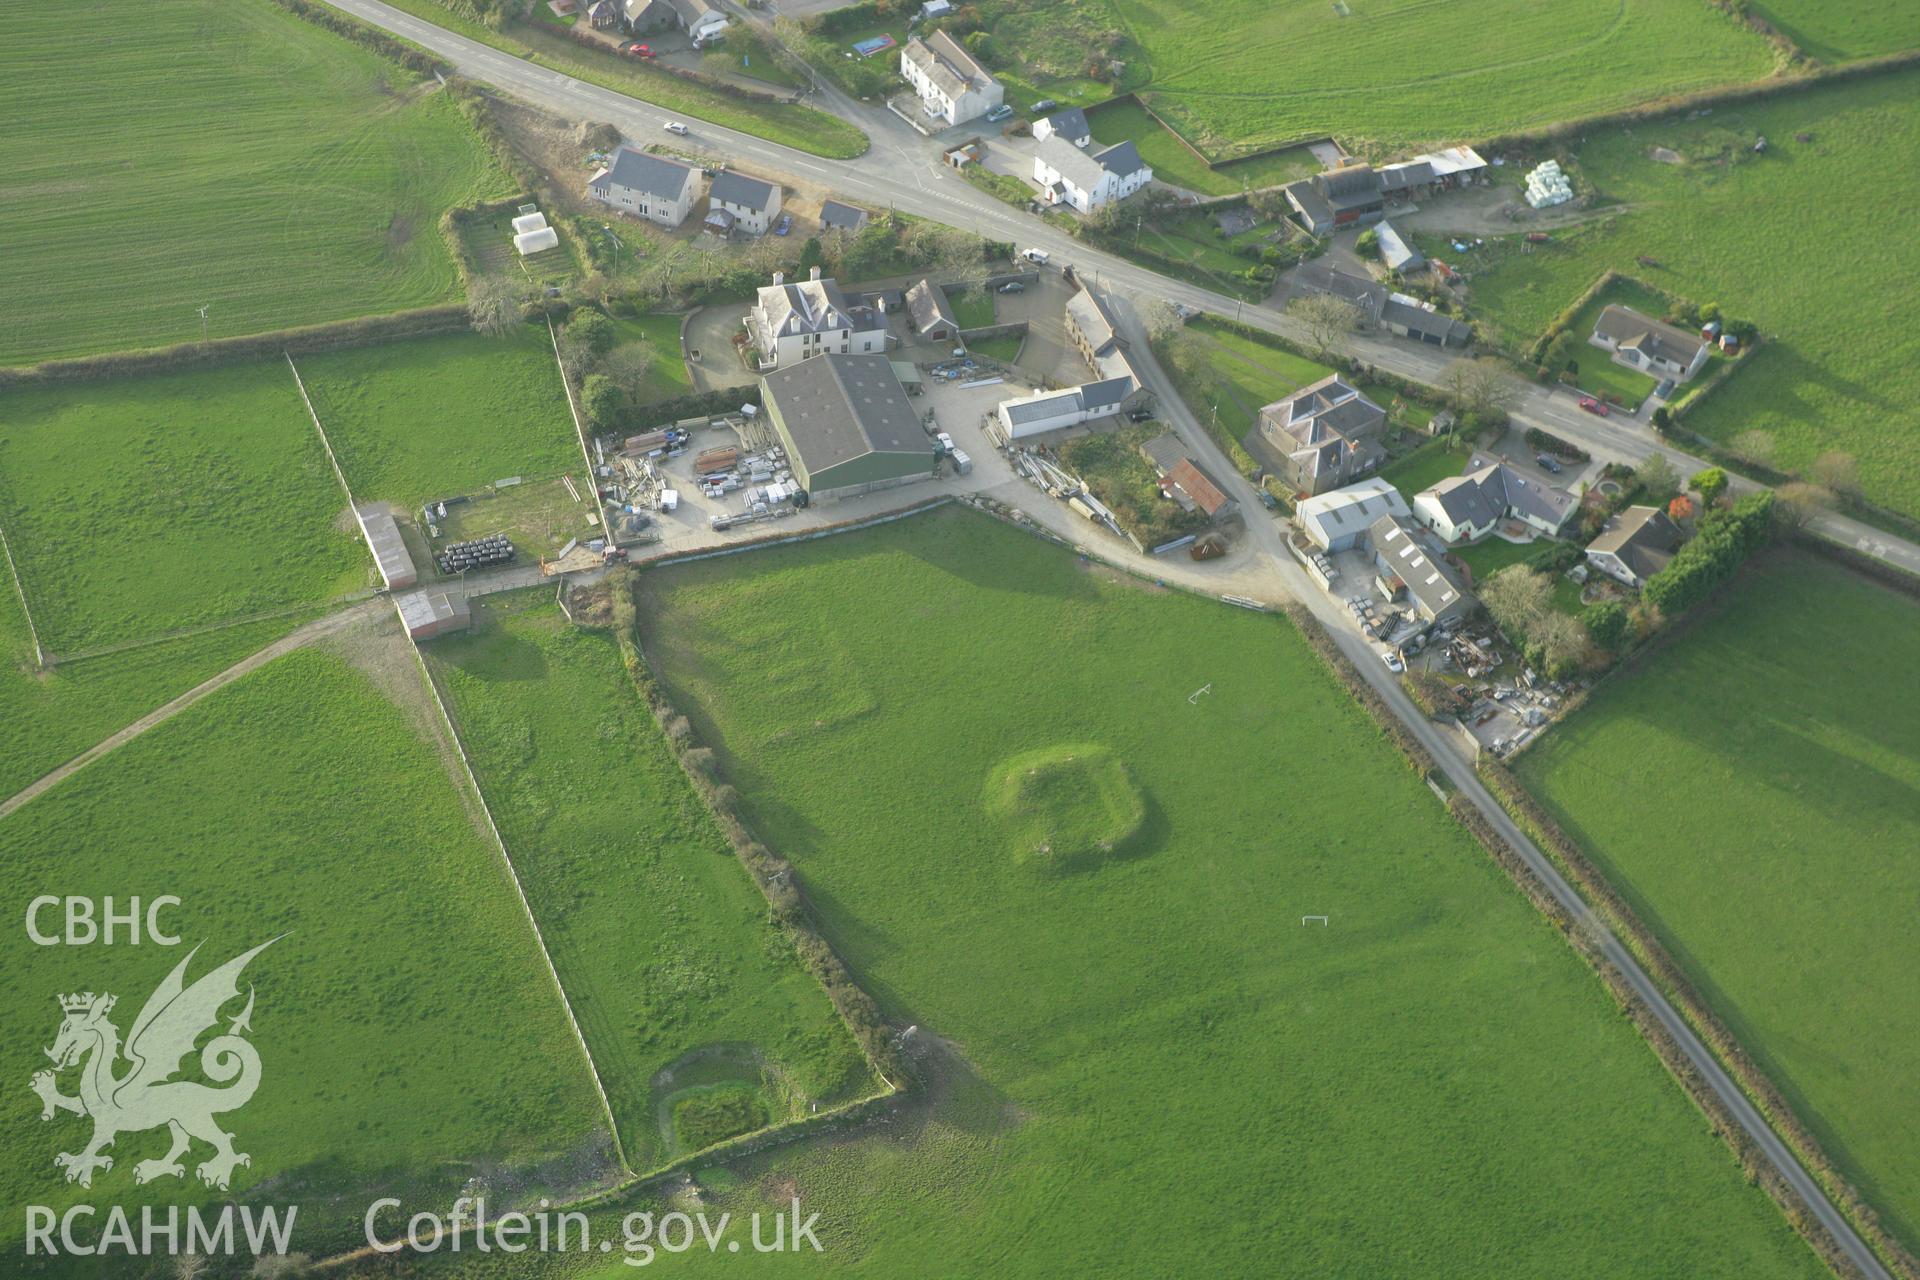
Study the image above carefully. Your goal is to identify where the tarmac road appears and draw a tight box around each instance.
[300,6,1900,1271]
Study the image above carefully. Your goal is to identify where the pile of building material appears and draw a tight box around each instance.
[513,209,560,255]
[1524,160,1573,209]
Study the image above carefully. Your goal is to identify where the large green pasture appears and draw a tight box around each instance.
[429,598,874,1168]
[1110,0,1776,158]
[1751,0,1920,61]
[1516,550,1920,1250]
[0,0,511,366]
[0,361,366,653]
[596,507,1821,1277]
[1085,99,1317,195]
[298,325,581,511]
[1449,71,1920,517]
[0,643,608,1261]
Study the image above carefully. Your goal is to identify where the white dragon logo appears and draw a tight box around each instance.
[29,939,277,1191]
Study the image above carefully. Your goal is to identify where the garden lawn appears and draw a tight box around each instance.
[948,287,996,331]
[0,0,511,366]
[967,332,1024,364]
[296,325,580,511]
[1451,70,1920,518]
[0,361,366,653]
[1454,536,1554,583]
[1378,436,1474,495]
[1750,0,1920,60]
[429,597,874,1167]
[1110,0,1777,158]
[1515,549,1920,1252]
[0,644,608,1260]
[611,312,694,403]
[1549,277,1670,406]
[617,507,1823,1278]
[1084,99,1318,195]
[373,0,867,158]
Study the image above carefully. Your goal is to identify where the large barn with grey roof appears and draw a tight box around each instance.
[760,353,935,501]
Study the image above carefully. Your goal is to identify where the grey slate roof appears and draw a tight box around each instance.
[1383,297,1468,345]
[1138,431,1188,475]
[1318,163,1383,211]
[1378,159,1435,192]
[1593,304,1706,368]
[1370,514,1469,619]
[1291,261,1387,325]
[1078,375,1134,411]
[763,353,926,473]
[903,31,991,101]
[1375,220,1423,271]
[1260,374,1387,486]
[819,199,869,231]
[905,278,959,332]
[1587,505,1682,580]
[710,170,777,213]
[754,276,883,341]
[1001,388,1085,427]
[1422,454,1576,532]
[1040,106,1090,140]
[1035,136,1148,193]
[1284,178,1333,229]
[589,147,697,202]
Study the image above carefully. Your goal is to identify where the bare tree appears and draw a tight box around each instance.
[175,1252,211,1280]
[251,1254,315,1279]
[1808,450,1860,498]
[467,275,531,336]
[1633,451,1680,504]
[1537,610,1588,672]
[600,338,660,401]
[1140,296,1183,344]
[1728,428,1776,468]
[1480,565,1552,639]
[1290,292,1362,358]
[1773,481,1831,532]
[1440,357,1521,422]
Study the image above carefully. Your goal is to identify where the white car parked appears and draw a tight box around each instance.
[1381,649,1405,673]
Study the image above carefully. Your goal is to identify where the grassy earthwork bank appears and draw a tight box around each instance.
[0,360,366,653]
[427,596,876,1168]
[1448,69,1920,517]
[1748,0,1920,61]
[363,0,868,158]
[1108,0,1778,158]
[0,642,611,1265]
[0,0,513,366]
[297,324,582,511]
[1083,99,1318,195]
[1515,549,1920,1252]
[542,506,1830,1278]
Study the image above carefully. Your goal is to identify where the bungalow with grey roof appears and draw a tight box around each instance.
[1585,505,1683,588]
[819,199,869,233]
[1590,305,1710,384]
[709,170,782,235]
[586,147,699,228]
[1412,453,1576,544]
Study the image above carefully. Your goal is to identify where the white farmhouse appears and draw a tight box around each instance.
[586,147,700,228]
[900,31,1003,127]
[1032,136,1151,214]
[1033,107,1091,147]
[747,268,888,369]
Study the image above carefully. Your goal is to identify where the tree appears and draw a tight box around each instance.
[1728,428,1776,468]
[467,275,531,337]
[580,373,622,427]
[1809,450,1860,498]
[1773,481,1829,532]
[1440,357,1521,423]
[1649,405,1672,434]
[1634,451,1680,503]
[1583,601,1630,652]
[599,339,659,402]
[1537,611,1587,677]
[1290,292,1362,358]
[1668,494,1694,522]
[1480,565,1552,641]
[1690,466,1728,508]
[1541,329,1577,377]
[1140,296,1182,344]
[795,235,825,279]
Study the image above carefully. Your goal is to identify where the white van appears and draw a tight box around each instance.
[1020,247,1049,265]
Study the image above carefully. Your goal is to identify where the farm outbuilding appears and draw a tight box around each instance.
[760,353,935,501]
[353,502,418,590]
[394,589,472,640]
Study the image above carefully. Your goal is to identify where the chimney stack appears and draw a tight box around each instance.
[809,266,822,281]
[773,271,785,286]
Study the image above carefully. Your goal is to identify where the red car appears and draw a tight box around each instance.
[624,42,655,58]
[1579,396,1610,417]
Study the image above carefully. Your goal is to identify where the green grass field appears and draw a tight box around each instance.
[1171,317,1337,436]
[373,0,868,158]
[1516,550,1920,1251]
[429,597,874,1167]
[298,325,581,511]
[1110,0,1779,158]
[0,0,512,366]
[0,361,366,653]
[0,641,609,1260]
[1553,279,1668,406]
[1449,70,1920,518]
[1751,0,1920,60]
[609,312,694,403]
[595,507,1824,1278]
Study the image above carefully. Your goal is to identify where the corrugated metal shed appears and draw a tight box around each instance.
[355,503,417,590]
[394,589,472,640]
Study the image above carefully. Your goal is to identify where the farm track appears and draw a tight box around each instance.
[0,598,386,821]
